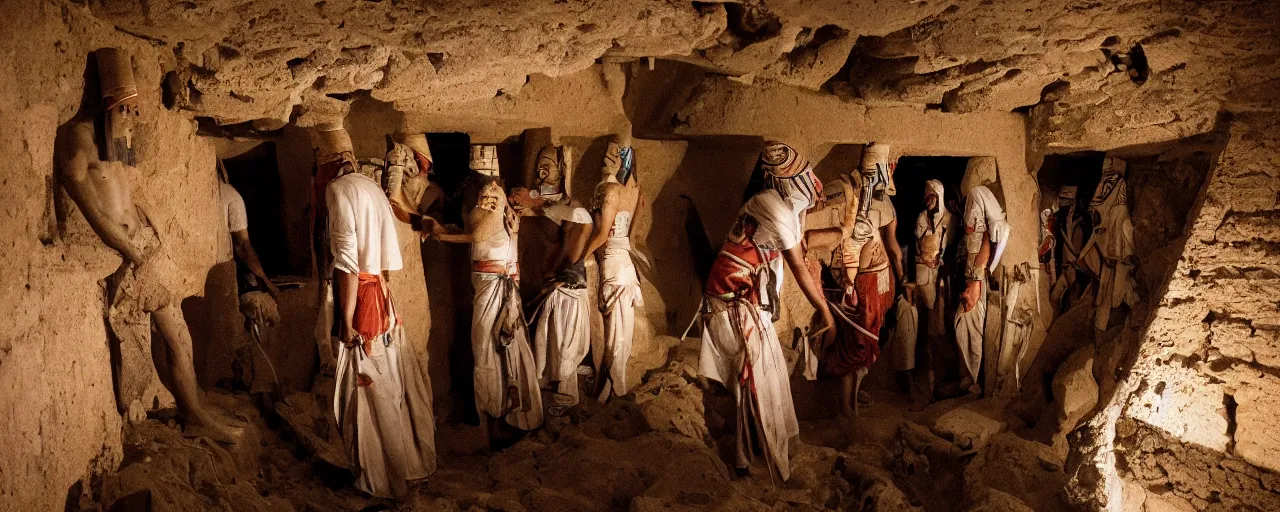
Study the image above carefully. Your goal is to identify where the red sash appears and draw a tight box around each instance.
[706,239,773,303]
[352,273,394,341]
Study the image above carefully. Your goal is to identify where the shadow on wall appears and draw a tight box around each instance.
[643,136,764,334]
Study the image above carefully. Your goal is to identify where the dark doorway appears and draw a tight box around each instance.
[418,133,482,425]
[891,156,969,269]
[1036,152,1105,213]
[223,142,293,277]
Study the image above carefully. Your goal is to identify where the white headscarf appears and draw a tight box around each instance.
[964,185,1011,271]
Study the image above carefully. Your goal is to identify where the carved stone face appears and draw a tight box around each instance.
[1091,171,1126,211]
[478,179,504,212]
[859,143,894,196]
[535,145,566,199]
[601,141,634,185]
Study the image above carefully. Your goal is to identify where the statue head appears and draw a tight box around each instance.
[96,47,140,165]
[601,134,635,185]
[478,179,505,213]
[859,142,895,197]
[759,140,822,209]
[392,132,433,177]
[923,179,944,212]
[1090,156,1128,222]
[535,145,571,202]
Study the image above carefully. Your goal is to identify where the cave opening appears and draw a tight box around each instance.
[222,141,294,280]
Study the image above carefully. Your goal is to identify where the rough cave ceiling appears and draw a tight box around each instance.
[89,0,1280,137]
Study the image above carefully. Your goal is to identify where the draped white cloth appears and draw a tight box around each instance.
[699,297,800,481]
[963,185,1010,271]
[598,236,643,401]
[954,281,988,382]
[334,310,437,498]
[326,173,403,275]
[471,272,544,430]
[889,295,918,371]
[533,285,591,406]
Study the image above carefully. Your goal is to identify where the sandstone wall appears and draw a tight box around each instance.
[0,2,225,509]
[1076,112,1280,510]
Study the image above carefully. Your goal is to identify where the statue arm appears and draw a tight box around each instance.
[582,188,619,259]
[882,219,905,284]
[57,120,144,264]
[435,207,502,244]
[805,227,843,253]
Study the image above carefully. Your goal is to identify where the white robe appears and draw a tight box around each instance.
[327,172,435,498]
[471,272,544,429]
[598,211,643,400]
[954,280,988,383]
[534,284,591,407]
[532,204,593,408]
[698,190,805,480]
[699,298,800,481]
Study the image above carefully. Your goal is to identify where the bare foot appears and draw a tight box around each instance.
[185,414,245,444]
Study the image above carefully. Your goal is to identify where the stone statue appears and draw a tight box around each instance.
[384,132,444,237]
[1079,156,1138,330]
[582,135,645,402]
[434,144,544,435]
[511,144,595,414]
[56,48,243,443]
[913,179,955,396]
[1049,185,1087,313]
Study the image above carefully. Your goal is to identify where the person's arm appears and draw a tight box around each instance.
[334,268,362,352]
[959,225,991,311]
[57,120,145,264]
[231,230,280,297]
[434,207,503,244]
[582,188,619,260]
[785,244,834,344]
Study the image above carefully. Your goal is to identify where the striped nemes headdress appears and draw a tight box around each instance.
[759,140,822,209]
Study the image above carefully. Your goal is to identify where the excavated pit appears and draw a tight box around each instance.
[4,1,1280,511]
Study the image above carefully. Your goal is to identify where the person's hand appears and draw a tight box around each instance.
[389,201,413,224]
[341,323,358,348]
[419,216,440,239]
[960,280,982,312]
[842,285,858,308]
[903,283,916,305]
[819,308,836,348]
